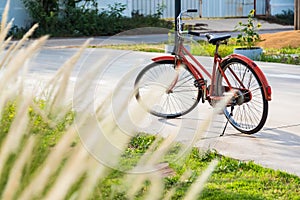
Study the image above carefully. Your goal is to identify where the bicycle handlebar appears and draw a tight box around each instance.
[186,9,198,13]
[177,9,199,37]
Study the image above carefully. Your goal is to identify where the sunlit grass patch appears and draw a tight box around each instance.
[96,43,165,53]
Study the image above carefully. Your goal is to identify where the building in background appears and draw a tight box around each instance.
[0,0,30,28]
[0,0,296,28]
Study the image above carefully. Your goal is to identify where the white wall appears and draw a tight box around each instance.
[0,0,31,28]
[96,0,132,17]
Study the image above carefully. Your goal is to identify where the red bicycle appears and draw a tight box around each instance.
[134,9,272,134]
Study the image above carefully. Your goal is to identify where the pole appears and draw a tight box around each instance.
[254,0,256,15]
[172,0,181,54]
[296,0,300,30]
[175,0,181,31]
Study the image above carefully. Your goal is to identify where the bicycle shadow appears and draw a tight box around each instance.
[258,124,300,146]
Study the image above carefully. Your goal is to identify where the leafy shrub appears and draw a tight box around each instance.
[275,9,294,25]
[259,9,294,26]
[18,1,172,38]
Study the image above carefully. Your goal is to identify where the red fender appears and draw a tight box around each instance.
[222,54,272,101]
[152,55,175,62]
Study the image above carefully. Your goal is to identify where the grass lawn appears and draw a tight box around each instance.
[1,102,300,199]
[93,135,300,200]
[97,39,300,65]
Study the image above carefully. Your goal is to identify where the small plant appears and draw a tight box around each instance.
[235,9,262,49]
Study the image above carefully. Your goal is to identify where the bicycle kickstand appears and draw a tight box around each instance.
[220,104,234,137]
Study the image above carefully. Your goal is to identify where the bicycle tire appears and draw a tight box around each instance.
[134,60,201,118]
[216,58,268,134]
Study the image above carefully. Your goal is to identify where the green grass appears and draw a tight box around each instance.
[99,39,300,65]
[1,102,300,199]
[92,135,300,199]
[1,4,299,196]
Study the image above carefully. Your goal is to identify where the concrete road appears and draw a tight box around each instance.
[27,48,300,176]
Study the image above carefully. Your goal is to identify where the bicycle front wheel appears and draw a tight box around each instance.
[217,58,268,134]
[134,60,201,118]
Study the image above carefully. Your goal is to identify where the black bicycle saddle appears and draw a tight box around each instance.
[205,34,231,45]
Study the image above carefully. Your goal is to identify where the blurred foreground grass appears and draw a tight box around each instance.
[0,1,299,199]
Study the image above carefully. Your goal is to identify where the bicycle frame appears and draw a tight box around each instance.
[152,35,272,102]
[135,9,272,134]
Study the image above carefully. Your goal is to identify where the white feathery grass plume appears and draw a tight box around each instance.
[122,70,186,198]
[0,35,12,56]
[126,90,234,199]
[183,159,219,200]
[0,0,10,31]
[74,61,156,170]
[76,159,108,200]
[163,169,193,200]
[19,125,78,200]
[2,136,36,200]
[143,173,164,200]
[27,100,56,128]
[125,134,175,199]
[0,36,48,93]
[142,132,177,166]
[0,37,16,69]
[43,140,91,200]
[44,39,91,116]
[0,0,12,46]
[193,90,234,143]
[1,24,39,70]
[0,96,32,175]
[0,19,12,44]
[9,24,39,54]
[71,55,111,112]
[0,87,19,122]
[176,90,235,161]
[0,20,13,47]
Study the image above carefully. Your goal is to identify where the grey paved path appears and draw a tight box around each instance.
[24,18,299,176]
[27,47,300,177]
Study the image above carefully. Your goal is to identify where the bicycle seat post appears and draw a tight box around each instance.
[214,41,221,57]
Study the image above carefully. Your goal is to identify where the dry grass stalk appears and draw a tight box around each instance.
[0,36,48,93]
[163,169,193,200]
[0,96,31,174]
[12,24,39,50]
[2,136,36,200]
[183,159,219,200]
[0,37,16,68]
[42,39,90,120]
[72,55,110,112]
[76,159,108,200]
[0,0,12,45]
[43,141,90,200]
[19,125,78,200]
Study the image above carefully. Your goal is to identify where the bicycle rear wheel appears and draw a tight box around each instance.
[134,60,201,118]
[217,58,268,134]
